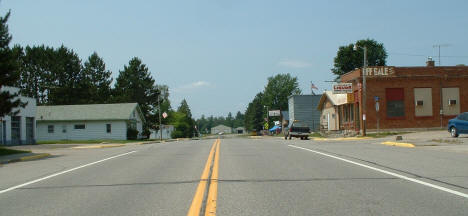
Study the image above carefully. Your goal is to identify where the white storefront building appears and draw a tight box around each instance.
[0,86,37,145]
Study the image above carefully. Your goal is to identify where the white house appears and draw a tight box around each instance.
[150,125,175,140]
[211,125,232,134]
[0,86,37,145]
[36,103,145,141]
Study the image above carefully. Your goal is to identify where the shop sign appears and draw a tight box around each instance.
[364,67,396,77]
[269,110,281,117]
[333,83,353,94]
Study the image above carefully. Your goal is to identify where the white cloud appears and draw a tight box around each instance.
[278,58,312,68]
[173,81,211,92]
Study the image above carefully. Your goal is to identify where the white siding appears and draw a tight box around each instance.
[37,121,127,141]
[1,86,37,145]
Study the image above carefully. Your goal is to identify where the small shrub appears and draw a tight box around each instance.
[127,128,139,140]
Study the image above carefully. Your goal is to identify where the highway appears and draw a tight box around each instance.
[0,137,467,215]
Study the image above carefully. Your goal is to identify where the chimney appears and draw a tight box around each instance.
[426,57,435,67]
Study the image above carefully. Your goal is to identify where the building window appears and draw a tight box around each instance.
[62,125,67,133]
[414,88,432,117]
[74,124,85,129]
[48,125,54,133]
[106,124,111,133]
[386,88,405,118]
[442,88,460,116]
[350,105,354,121]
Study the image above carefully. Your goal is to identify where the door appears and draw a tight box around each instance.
[11,116,21,145]
[26,117,34,144]
[327,113,330,131]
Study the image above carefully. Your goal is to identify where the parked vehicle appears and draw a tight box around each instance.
[448,112,468,137]
[285,121,310,140]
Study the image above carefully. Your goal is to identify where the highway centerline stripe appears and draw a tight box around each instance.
[205,139,220,216]
[187,139,218,216]
[0,151,137,195]
[288,145,468,199]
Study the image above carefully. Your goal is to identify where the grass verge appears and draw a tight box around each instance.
[0,147,31,156]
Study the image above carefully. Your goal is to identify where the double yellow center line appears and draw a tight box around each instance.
[187,139,220,216]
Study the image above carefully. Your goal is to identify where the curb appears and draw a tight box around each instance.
[72,144,125,149]
[381,141,415,148]
[0,153,51,165]
[313,137,373,141]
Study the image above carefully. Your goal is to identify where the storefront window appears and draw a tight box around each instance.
[386,88,405,118]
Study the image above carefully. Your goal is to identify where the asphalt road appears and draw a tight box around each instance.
[0,137,467,215]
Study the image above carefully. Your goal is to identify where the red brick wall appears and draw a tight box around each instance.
[341,66,468,130]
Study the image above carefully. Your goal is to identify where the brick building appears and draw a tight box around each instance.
[339,60,468,132]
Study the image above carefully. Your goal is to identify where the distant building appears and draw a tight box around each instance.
[234,127,246,134]
[150,125,175,140]
[36,103,145,141]
[317,91,350,131]
[211,125,232,134]
[340,59,468,132]
[288,95,322,131]
[0,86,37,145]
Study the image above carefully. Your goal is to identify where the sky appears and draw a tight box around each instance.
[2,0,468,118]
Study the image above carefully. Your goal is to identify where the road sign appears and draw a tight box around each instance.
[333,83,353,94]
[375,102,380,112]
[374,96,380,102]
[269,110,280,117]
[162,112,168,119]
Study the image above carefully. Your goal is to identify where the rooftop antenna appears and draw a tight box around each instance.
[433,44,450,66]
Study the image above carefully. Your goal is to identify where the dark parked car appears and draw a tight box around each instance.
[285,122,310,140]
[448,112,468,137]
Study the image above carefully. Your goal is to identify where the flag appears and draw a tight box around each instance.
[311,82,318,90]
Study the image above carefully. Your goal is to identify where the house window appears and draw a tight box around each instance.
[106,124,111,133]
[386,88,405,118]
[442,88,460,116]
[74,124,85,129]
[48,125,54,133]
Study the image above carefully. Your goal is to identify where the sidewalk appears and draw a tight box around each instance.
[384,130,468,146]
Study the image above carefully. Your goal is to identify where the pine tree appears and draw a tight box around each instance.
[0,11,25,117]
[82,52,112,103]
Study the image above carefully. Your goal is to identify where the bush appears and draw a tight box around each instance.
[127,128,139,140]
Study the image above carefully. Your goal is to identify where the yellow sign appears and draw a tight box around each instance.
[347,93,354,103]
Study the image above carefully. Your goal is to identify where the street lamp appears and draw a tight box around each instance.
[354,44,367,136]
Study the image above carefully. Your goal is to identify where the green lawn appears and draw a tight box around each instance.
[37,140,141,144]
[0,147,31,156]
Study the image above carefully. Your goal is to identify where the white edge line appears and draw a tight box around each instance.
[0,151,137,194]
[288,145,468,199]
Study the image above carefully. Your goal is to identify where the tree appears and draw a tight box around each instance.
[262,73,301,111]
[82,52,112,104]
[0,11,25,117]
[226,112,234,128]
[234,111,245,128]
[113,57,160,135]
[244,93,265,132]
[176,99,195,137]
[332,38,387,78]
[47,45,86,105]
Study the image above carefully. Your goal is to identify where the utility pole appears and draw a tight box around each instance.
[433,44,450,66]
[354,44,367,136]
[158,95,162,141]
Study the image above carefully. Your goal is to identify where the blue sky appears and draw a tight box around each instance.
[2,0,467,118]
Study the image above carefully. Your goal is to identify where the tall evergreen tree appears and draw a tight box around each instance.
[82,52,112,104]
[47,45,86,105]
[0,11,25,117]
[244,93,265,132]
[113,57,159,135]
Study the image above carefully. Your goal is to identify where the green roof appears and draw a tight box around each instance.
[36,103,143,122]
